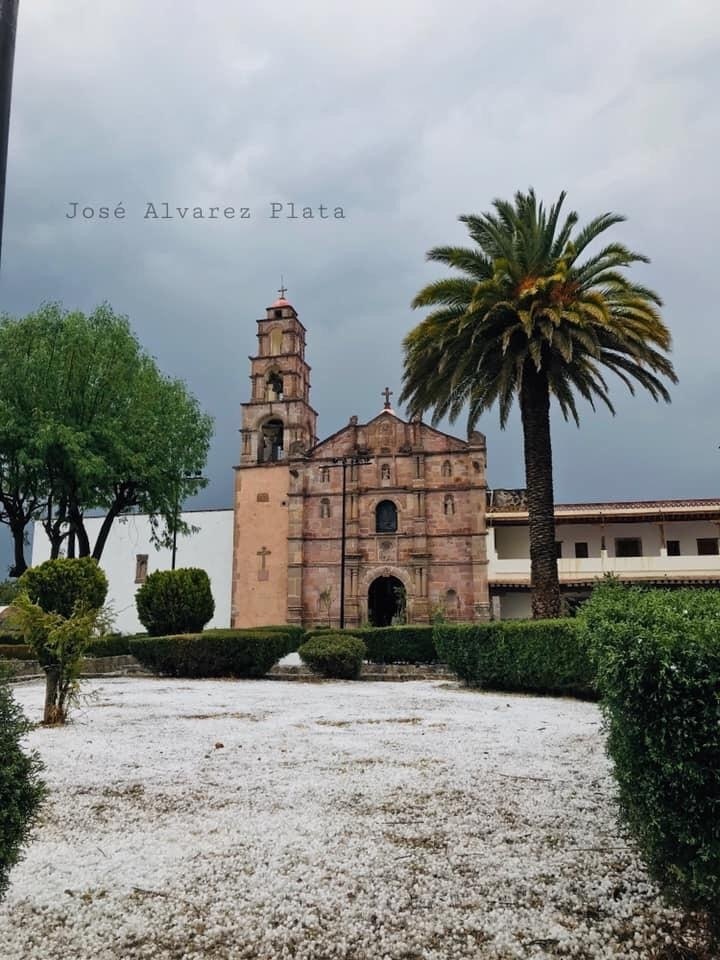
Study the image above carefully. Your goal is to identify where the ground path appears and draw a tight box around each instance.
[2,678,684,959]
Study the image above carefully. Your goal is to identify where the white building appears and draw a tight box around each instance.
[31,509,233,635]
[488,496,720,619]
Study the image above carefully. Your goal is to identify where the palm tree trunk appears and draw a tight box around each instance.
[519,365,561,619]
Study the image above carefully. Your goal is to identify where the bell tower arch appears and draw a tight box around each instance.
[239,291,318,465]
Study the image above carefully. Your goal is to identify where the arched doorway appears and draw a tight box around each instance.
[368,575,405,627]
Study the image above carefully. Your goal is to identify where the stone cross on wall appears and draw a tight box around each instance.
[257,546,271,570]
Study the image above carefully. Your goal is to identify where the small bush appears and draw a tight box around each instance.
[0,675,45,900]
[129,631,286,678]
[353,625,437,664]
[580,582,720,919]
[434,618,596,698]
[0,645,35,661]
[135,568,215,636]
[298,634,366,679]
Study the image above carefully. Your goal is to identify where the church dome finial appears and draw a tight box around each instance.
[270,276,292,309]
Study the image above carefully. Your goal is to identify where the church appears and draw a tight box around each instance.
[30,292,720,634]
[230,291,491,628]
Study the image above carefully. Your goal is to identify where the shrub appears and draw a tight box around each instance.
[135,568,215,636]
[352,625,437,664]
[580,582,720,921]
[85,635,134,658]
[129,630,286,678]
[16,558,109,724]
[20,557,107,622]
[434,618,596,699]
[0,645,35,661]
[298,634,366,679]
[0,674,45,900]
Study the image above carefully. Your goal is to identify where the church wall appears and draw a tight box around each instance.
[296,417,490,626]
[231,465,289,627]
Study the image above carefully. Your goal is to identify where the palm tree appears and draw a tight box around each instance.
[401,189,677,618]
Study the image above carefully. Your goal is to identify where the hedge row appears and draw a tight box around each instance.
[434,619,596,699]
[305,625,437,664]
[128,627,301,678]
[0,645,35,661]
[580,582,720,918]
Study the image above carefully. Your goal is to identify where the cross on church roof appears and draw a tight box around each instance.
[278,277,287,299]
[382,386,393,409]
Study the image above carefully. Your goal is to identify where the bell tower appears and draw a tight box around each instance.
[239,289,318,465]
[231,289,317,628]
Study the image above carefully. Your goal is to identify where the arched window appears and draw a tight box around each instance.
[320,498,331,519]
[266,371,283,401]
[442,460,452,477]
[319,466,330,483]
[445,589,459,620]
[259,419,284,463]
[444,494,455,516]
[381,463,391,480]
[269,328,283,354]
[375,500,398,533]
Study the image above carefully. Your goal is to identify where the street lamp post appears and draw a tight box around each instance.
[330,454,371,628]
[0,0,19,272]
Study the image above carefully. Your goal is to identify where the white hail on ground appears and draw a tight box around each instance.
[3,678,685,960]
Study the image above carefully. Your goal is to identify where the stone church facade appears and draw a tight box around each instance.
[231,294,491,628]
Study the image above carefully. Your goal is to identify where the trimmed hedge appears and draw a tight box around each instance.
[298,634,366,679]
[129,630,289,678]
[434,619,596,699]
[198,626,304,658]
[580,582,720,917]
[0,675,46,900]
[352,626,437,664]
[0,645,35,661]
[85,635,134,658]
[136,568,214,636]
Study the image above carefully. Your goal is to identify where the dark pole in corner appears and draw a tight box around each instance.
[171,479,179,571]
[0,0,19,273]
[339,459,347,629]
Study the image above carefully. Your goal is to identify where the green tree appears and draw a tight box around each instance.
[401,189,676,618]
[15,557,108,724]
[0,674,46,900]
[0,302,213,571]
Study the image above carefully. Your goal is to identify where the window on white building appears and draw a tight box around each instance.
[666,540,681,556]
[574,542,589,559]
[697,538,719,556]
[135,554,148,583]
[615,537,643,558]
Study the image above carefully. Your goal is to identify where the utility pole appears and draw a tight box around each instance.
[330,454,372,628]
[0,0,19,272]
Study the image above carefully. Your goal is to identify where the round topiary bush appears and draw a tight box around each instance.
[135,568,215,636]
[0,675,45,900]
[298,633,366,680]
[20,557,108,620]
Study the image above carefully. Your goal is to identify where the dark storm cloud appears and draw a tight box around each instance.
[1,0,719,571]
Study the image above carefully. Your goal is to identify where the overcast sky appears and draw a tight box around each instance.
[1,0,719,573]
